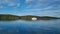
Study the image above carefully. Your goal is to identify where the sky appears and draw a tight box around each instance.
[0,0,60,17]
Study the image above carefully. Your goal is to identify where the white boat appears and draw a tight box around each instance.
[32,17,37,20]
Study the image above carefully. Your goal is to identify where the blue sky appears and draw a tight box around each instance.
[0,0,60,17]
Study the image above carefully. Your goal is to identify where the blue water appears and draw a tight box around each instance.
[0,19,60,34]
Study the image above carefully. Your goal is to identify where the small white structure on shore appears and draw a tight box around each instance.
[32,17,37,20]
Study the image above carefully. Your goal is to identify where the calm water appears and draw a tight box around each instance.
[0,19,60,34]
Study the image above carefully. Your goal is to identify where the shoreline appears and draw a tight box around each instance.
[0,14,60,20]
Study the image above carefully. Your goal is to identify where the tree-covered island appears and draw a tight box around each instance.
[0,14,60,21]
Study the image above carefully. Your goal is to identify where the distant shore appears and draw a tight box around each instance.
[0,14,60,21]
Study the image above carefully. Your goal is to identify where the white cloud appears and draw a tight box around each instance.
[24,0,60,16]
[25,0,51,4]
[25,0,33,3]
[25,0,50,9]
[0,0,20,7]
[22,9,60,17]
[25,0,60,9]
[25,6,53,11]
[13,3,20,8]
[0,5,4,8]
[8,3,16,6]
[16,3,20,7]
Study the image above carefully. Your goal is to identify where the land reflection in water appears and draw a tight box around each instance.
[0,19,60,34]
